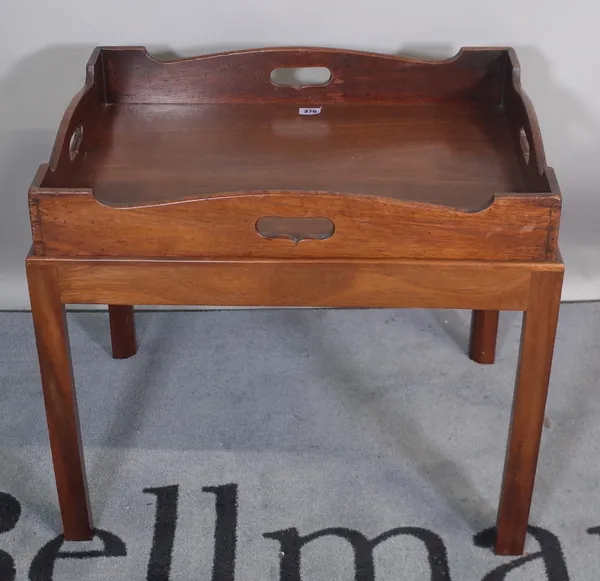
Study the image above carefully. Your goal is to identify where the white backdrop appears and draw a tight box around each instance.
[1,0,599,308]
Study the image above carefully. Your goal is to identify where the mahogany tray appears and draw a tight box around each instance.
[26,46,564,556]
[29,46,559,261]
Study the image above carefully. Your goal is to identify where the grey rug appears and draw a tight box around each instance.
[1,304,599,580]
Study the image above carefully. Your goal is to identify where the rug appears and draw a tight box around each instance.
[1,305,599,580]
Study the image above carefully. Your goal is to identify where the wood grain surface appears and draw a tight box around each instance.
[29,191,559,261]
[50,103,536,205]
[102,46,507,105]
[51,257,538,310]
[108,305,137,359]
[26,260,93,540]
[25,45,565,556]
[496,268,564,555]
[469,310,500,364]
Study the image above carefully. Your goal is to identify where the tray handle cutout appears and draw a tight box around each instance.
[519,126,530,165]
[69,124,84,161]
[256,216,335,243]
[270,67,332,89]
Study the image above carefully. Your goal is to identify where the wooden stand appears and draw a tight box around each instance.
[26,46,563,554]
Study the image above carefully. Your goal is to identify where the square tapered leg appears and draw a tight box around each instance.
[27,261,93,540]
[495,269,563,555]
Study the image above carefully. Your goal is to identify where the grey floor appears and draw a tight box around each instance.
[1,305,599,579]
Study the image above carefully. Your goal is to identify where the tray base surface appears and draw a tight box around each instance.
[71,103,529,208]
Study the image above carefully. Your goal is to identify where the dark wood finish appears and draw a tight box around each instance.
[29,46,560,263]
[29,191,559,261]
[469,310,500,364]
[26,46,563,555]
[108,305,137,359]
[35,46,554,185]
[102,46,507,105]
[503,49,547,190]
[26,259,93,540]
[496,267,564,554]
[39,48,106,193]
[45,103,541,204]
[51,258,534,309]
